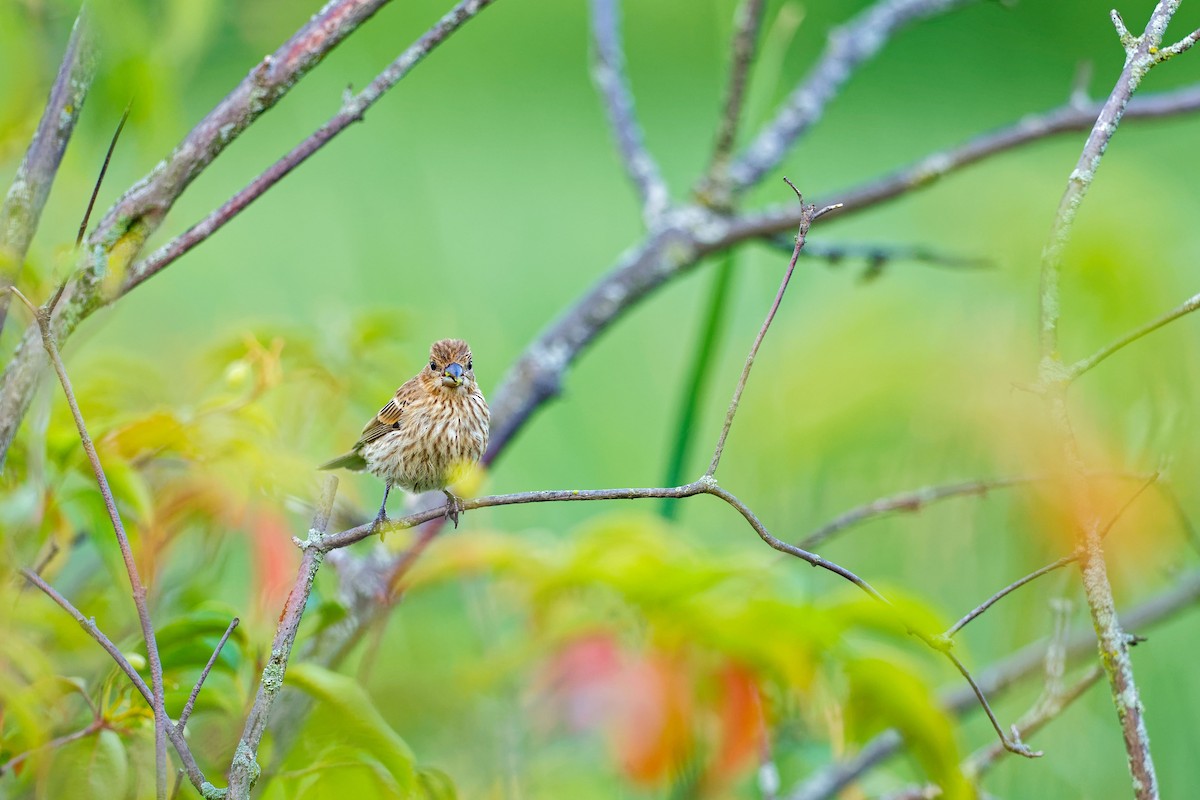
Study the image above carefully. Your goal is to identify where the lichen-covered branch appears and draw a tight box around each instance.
[1032,4,1198,796]
[0,8,95,337]
[589,0,670,225]
[784,569,1200,800]
[729,0,981,191]
[11,289,171,800]
[227,476,338,800]
[0,0,394,465]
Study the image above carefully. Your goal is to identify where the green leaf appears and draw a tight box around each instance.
[44,728,128,799]
[416,766,458,800]
[284,663,417,794]
[845,657,970,799]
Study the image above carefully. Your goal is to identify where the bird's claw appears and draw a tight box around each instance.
[372,510,390,541]
[443,491,463,529]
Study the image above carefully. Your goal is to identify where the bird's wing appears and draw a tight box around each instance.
[356,395,408,448]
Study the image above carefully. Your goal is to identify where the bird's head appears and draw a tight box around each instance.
[422,338,476,395]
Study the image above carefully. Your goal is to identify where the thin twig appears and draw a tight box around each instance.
[800,476,1040,550]
[0,718,104,776]
[766,236,993,276]
[704,0,766,196]
[1032,5,1193,795]
[708,180,832,476]
[176,616,240,733]
[784,569,1200,800]
[947,557,1075,637]
[943,649,1040,757]
[123,0,500,299]
[227,475,338,800]
[8,288,170,800]
[18,568,152,698]
[1067,290,1200,381]
[75,102,132,249]
[966,665,1104,779]
[946,471,1159,637]
[0,0,399,465]
[729,0,979,191]
[0,7,95,338]
[481,82,1200,467]
[589,0,670,225]
[732,82,1200,238]
[18,568,210,792]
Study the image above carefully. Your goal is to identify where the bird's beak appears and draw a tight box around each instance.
[442,361,464,387]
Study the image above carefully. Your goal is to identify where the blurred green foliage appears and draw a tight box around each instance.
[3,0,1200,797]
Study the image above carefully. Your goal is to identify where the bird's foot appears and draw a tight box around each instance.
[443,491,463,529]
[372,509,390,541]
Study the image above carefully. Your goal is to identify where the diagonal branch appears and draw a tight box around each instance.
[122,0,501,300]
[708,181,834,476]
[0,0,396,466]
[227,475,338,800]
[483,83,1200,464]
[800,476,1040,550]
[1067,289,1200,381]
[0,7,95,337]
[729,0,981,191]
[1032,4,1196,795]
[785,569,1200,800]
[18,568,211,795]
[177,616,239,734]
[9,288,170,800]
[702,0,766,198]
[589,0,670,225]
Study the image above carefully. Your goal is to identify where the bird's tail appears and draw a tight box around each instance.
[318,451,368,472]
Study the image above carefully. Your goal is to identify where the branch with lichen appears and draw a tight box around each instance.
[589,0,670,225]
[0,0,396,464]
[1031,4,1200,796]
[785,568,1200,800]
[0,7,95,338]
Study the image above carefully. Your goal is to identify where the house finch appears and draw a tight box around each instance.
[320,338,489,528]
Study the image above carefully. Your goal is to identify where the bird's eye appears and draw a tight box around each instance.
[429,361,438,371]
[467,359,473,371]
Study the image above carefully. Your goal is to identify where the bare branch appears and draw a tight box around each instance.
[768,236,993,277]
[1067,290,1200,381]
[75,103,132,250]
[90,0,392,250]
[703,0,766,198]
[9,288,170,799]
[177,617,240,733]
[732,83,1200,238]
[122,0,502,298]
[966,665,1103,781]
[1032,4,1195,794]
[0,8,95,337]
[800,476,1039,550]
[947,556,1075,637]
[19,568,152,699]
[228,475,338,800]
[0,0,397,465]
[482,84,1200,464]
[785,569,1200,800]
[0,718,105,777]
[947,471,1159,637]
[708,181,825,477]
[589,0,670,225]
[729,0,980,191]
[18,568,212,794]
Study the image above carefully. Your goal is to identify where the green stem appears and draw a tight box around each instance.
[661,252,736,518]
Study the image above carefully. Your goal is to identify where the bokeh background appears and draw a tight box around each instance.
[2,0,1200,797]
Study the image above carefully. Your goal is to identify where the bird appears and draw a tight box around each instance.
[319,338,489,529]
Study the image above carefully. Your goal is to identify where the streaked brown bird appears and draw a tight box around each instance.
[319,338,489,528]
